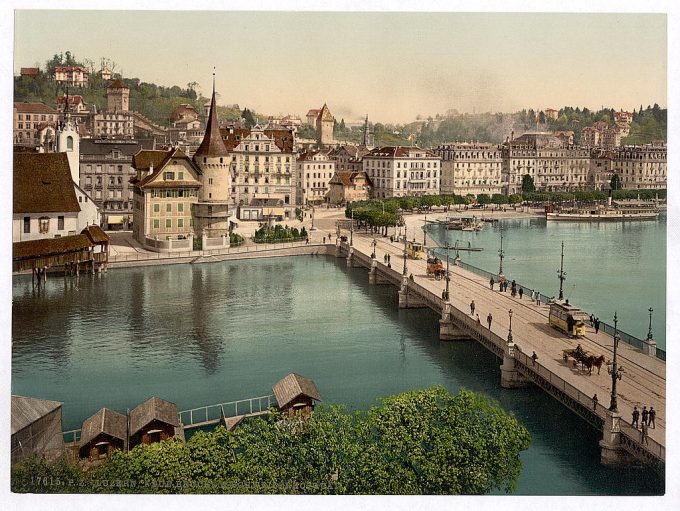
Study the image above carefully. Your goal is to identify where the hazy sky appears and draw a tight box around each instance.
[13,10,668,124]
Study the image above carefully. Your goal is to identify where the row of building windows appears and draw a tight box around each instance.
[23,215,65,234]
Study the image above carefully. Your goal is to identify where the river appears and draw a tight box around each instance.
[11,248,664,495]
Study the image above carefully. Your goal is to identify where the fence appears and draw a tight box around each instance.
[178,395,275,429]
[453,259,666,361]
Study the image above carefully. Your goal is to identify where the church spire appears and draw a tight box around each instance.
[195,68,229,157]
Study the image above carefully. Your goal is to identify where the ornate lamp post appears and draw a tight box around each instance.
[557,241,567,300]
[507,309,513,343]
[402,224,408,276]
[444,241,451,301]
[647,307,654,341]
[350,209,354,246]
[607,312,624,413]
[423,213,427,246]
[498,229,505,278]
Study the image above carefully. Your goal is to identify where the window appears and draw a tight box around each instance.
[178,171,184,180]
[153,219,160,229]
[39,217,50,234]
[178,219,184,228]
[166,219,172,228]
[178,203,184,212]
[58,216,64,230]
[164,172,175,180]
[23,217,30,234]
[66,136,73,150]
[166,204,172,213]
[153,204,160,213]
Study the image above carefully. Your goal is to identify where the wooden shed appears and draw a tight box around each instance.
[272,373,321,418]
[11,395,64,465]
[78,408,127,460]
[128,396,180,449]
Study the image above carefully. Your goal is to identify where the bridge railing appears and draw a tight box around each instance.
[453,259,666,361]
[618,420,665,461]
[62,428,81,445]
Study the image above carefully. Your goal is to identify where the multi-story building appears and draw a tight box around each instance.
[13,102,59,148]
[296,150,336,204]
[581,127,600,148]
[327,144,370,172]
[501,133,590,194]
[328,171,372,205]
[435,142,503,196]
[79,139,153,229]
[363,146,440,198]
[600,127,623,150]
[54,66,89,87]
[130,148,202,244]
[611,143,667,190]
[305,103,335,146]
[92,79,133,139]
[614,110,633,125]
[220,125,296,216]
[545,108,559,121]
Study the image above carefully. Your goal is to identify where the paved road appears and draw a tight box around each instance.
[349,231,666,448]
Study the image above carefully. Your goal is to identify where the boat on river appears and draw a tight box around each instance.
[546,199,659,221]
[438,217,485,231]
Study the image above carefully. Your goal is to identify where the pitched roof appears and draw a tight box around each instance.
[218,127,295,154]
[306,109,321,117]
[132,148,201,188]
[366,146,437,158]
[194,87,229,157]
[318,103,333,122]
[132,149,170,171]
[55,65,89,73]
[79,408,128,447]
[80,139,152,156]
[273,373,321,408]
[81,225,110,244]
[20,67,40,76]
[14,152,80,214]
[13,235,93,261]
[11,395,62,435]
[107,78,129,90]
[14,102,58,114]
[129,396,179,436]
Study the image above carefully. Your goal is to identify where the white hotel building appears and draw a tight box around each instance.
[363,146,440,198]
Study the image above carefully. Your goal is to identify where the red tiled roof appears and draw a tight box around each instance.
[218,127,295,154]
[13,152,80,214]
[55,65,88,73]
[133,148,201,189]
[107,78,129,90]
[20,67,40,76]
[13,102,58,114]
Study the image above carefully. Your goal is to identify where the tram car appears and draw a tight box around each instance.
[406,240,425,260]
[548,301,589,338]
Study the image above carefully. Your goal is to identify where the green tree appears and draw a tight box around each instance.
[508,194,523,204]
[476,194,490,205]
[521,174,535,193]
[610,174,622,190]
[241,108,256,128]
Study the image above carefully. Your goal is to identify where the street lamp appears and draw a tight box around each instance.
[557,241,567,300]
[647,307,654,341]
[607,312,624,413]
[498,229,505,278]
[402,224,408,276]
[310,205,316,231]
[423,213,427,246]
[350,209,354,246]
[507,309,513,343]
[444,241,451,301]
[371,238,377,259]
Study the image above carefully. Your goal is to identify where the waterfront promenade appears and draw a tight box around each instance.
[343,229,665,466]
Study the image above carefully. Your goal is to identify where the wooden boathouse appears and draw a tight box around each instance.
[273,373,322,417]
[78,408,128,461]
[128,396,181,449]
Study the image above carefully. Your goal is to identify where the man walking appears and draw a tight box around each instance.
[649,406,656,429]
[592,394,598,411]
[519,287,524,299]
[594,318,600,334]
[632,406,640,428]
[487,313,493,329]
[531,351,538,366]
[489,277,495,290]
[641,406,649,426]
[470,300,476,315]
[641,421,649,445]
[536,291,541,305]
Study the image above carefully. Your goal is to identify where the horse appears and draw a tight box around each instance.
[581,355,607,375]
[591,355,606,375]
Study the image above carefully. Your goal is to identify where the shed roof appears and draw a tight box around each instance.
[11,395,62,435]
[272,373,321,408]
[107,78,129,90]
[80,408,128,447]
[81,225,110,244]
[14,152,80,214]
[13,235,93,261]
[129,396,179,436]
[13,102,58,114]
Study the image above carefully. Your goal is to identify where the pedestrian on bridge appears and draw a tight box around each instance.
[641,422,649,445]
[487,313,493,329]
[476,314,481,325]
[490,277,495,290]
[592,394,598,411]
[470,300,476,315]
[323,236,326,244]
[641,406,649,426]
[531,351,538,366]
[384,254,388,263]
[387,254,391,264]
[649,406,656,429]
[632,406,640,428]
[594,318,600,334]
[519,287,524,299]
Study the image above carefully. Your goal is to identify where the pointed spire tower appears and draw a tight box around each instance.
[56,85,80,182]
[193,69,232,241]
[195,71,229,157]
[361,114,373,148]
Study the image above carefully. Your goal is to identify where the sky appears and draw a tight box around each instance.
[12,9,667,124]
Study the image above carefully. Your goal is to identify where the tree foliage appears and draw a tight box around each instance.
[521,174,535,193]
[11,387,531,495]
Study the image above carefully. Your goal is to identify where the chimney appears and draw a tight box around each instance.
[511,130,514,141]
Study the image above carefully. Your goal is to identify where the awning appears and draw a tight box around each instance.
[107,215,125,225]
[263,208,285,216]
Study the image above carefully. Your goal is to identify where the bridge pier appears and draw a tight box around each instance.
[398,276,428,309]
[500,343,529,388]
[346,248,360,267]
[439,302,469,341]
[599,411,636,466]
[368,260,390,285]
[335,240,344,258]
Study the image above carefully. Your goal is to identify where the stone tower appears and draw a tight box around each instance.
[361,114,374,148]
[317,103,334,146]
[56,91,80,183]
[192,72,231,239]
[106,79,130,113]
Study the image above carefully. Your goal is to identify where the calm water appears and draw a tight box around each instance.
[12,255,664,495]
[429,213,666,347]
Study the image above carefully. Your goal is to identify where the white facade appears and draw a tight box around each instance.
[296,150,336,204]
[435,143,503,196]
[363,146,440,198]
[13,213,79,243]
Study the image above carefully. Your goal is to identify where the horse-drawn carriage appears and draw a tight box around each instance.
[426,256,446,280]
[562,345,606,375]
